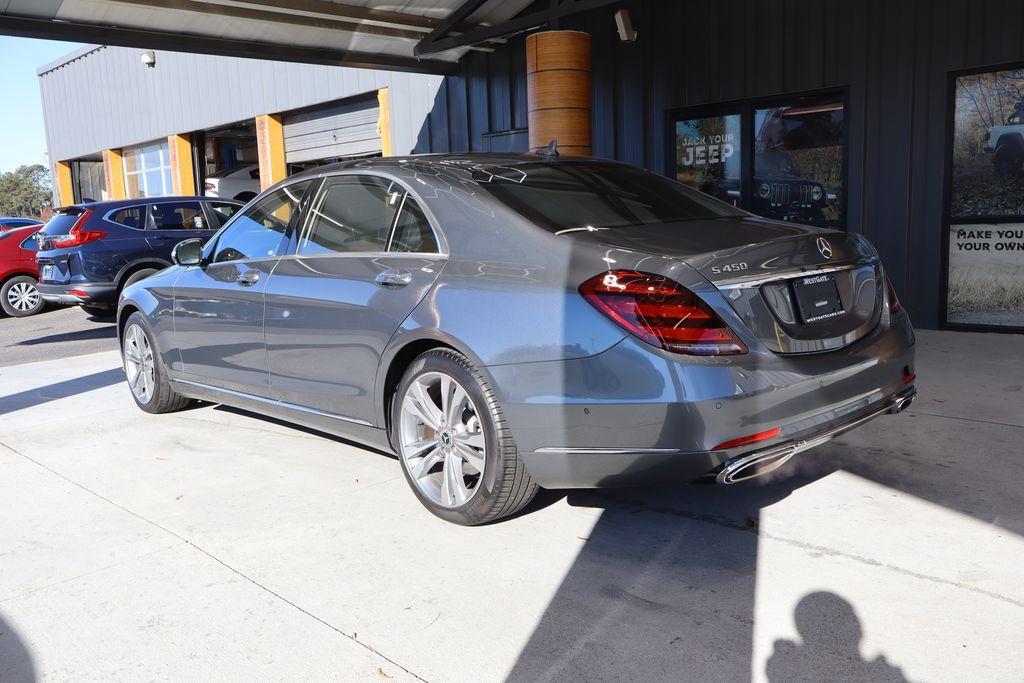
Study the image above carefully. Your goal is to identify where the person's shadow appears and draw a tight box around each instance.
[0,613,35,682]
[766,591,907,682]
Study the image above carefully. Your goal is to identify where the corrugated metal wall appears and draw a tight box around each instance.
[282,96,381,163]
[38,46,443,163]
[413,0,1024,329]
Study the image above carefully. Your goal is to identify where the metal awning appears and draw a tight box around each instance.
[0,0,541,75]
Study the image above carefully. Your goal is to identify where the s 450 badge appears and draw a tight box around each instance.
[711,262,749,274]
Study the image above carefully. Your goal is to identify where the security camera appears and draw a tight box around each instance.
[615,9,637,43]
[140,51,156,67]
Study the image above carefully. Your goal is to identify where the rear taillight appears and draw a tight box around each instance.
[885,274,902,314]
[49,210,104,248]
[579,270,747,355]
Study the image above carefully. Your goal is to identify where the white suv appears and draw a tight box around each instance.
[204,165,261,202]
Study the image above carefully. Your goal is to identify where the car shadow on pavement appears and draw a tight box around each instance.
[0,368,124,417]
[16,324,116,346]
[0,613,35,682]
[211,404,399,459]
[505,476,813,681]
[504,463,917,681]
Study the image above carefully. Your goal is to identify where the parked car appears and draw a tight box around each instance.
[712,152,837,226]
[117,154,916,525]
[0,225,45,317]
[0,217,43,232]
[35,197,242,314]
[204,164,261,202]
[984,107,1024,175]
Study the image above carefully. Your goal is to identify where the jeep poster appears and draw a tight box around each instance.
[675,114,742,205]
[952,67,1024,217]
[947,67,1024,329]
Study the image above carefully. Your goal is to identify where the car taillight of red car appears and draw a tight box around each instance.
[48,210,104,248]
[579,269,747,356]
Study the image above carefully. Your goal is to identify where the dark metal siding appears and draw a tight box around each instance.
[415,0,1024,329]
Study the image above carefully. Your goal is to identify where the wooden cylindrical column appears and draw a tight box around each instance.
[526,30,591,156]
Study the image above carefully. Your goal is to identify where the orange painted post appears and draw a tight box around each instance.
[102,149,126,200]
[168,133,196,195]
[54,160,75,206]
[377,87,394,157]
[255,113,287,191]
[526,30,592,156]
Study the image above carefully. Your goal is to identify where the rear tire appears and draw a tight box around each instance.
[391,349,538,525]
[121,312,193,414]
[1,275,45,317]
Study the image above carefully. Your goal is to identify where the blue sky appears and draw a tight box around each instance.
[0,37,84,174]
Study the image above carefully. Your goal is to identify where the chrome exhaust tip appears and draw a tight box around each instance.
[889,394,915,414]
[716,446,797,484]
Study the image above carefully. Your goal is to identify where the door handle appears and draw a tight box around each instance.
[374,269,413,288]
[236,269,261,286]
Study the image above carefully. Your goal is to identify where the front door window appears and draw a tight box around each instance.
[211,181,311,263]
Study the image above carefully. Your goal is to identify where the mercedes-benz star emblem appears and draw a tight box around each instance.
[816,237,833,259]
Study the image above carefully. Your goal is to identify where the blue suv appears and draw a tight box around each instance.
[36,196,242,313]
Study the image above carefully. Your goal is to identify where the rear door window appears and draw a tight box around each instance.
[20,232,40,251]
[389,196,439,253]
[298,175,402,255]
[207,201,241,227]
[149,202,207,230]
[109,206,147,229]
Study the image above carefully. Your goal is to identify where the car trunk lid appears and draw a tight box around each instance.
[563,217,884,354]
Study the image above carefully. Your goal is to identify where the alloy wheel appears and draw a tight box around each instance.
[7,281,40,312]
[122,323,156,404]
[399,371,486,508]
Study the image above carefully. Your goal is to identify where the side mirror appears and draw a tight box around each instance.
[172,238,205,267]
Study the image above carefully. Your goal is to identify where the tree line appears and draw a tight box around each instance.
[0,164,53,220]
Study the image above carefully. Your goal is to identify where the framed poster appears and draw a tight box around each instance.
[943,64,1024,331]
[669,90,847,230]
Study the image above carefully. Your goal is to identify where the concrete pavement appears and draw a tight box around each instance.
[0,306,116,367]
[1,330,1022,680]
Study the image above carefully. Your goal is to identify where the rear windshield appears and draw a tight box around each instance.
[476,162,746,233]
[39,213,84,235]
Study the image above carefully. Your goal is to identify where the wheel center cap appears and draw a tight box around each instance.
[440,431,453,448]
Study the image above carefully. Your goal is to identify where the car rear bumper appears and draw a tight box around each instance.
[489,312,917,488]
[37,282,117,306]
[515,385,916,488]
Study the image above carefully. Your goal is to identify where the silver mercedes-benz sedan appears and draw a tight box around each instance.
[117,154,916,525]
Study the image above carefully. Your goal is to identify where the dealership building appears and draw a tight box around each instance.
[13,0,1024,334]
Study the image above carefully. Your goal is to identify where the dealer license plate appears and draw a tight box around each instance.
[792,274,845,323]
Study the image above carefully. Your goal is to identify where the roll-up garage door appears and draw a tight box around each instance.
[283,95,381,164]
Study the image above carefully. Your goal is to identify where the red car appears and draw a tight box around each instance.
[0,225,45,317]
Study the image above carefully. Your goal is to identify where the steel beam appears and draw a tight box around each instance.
[0,15,460,75]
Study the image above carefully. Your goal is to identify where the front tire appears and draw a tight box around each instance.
[391,349,538,525]
[994,145,1022,175]
[1,275,44,317]
[121,312,193,414]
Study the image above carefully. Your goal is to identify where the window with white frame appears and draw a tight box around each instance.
[123,141,173,198]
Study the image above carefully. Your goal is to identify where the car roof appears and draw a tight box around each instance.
[64,196,242,211]
[284,152,622,183]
